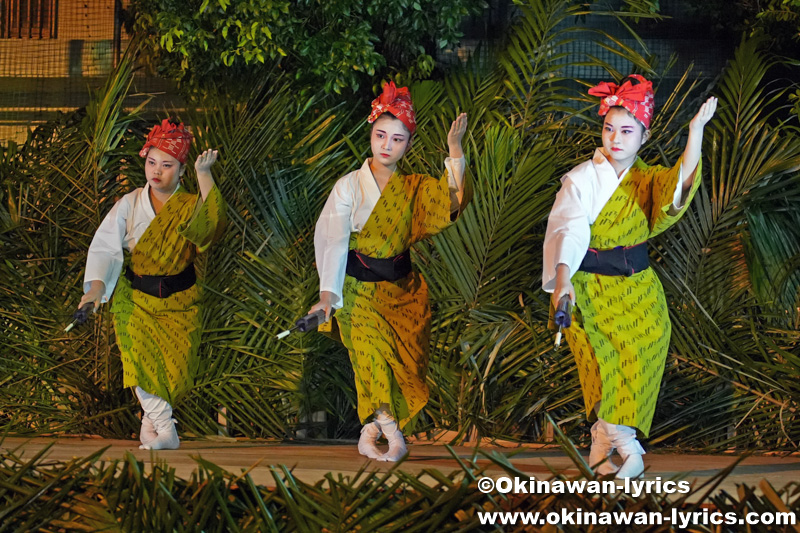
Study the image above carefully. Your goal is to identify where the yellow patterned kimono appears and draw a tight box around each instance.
[111,185,226,404]
[334,171,467,429]
[565,158,701,437]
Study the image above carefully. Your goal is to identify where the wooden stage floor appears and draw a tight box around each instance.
[2,436,798,497]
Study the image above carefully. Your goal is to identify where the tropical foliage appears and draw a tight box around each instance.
[128,0,488,95]
[682,0,800,57]
[1,432,798,531]
[1,0,798,454]
[0,46,151,437]
[127,0,666,96]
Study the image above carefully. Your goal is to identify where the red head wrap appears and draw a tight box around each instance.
[367,81,416,135]
[588,74,655,129]
[139,119,193,164]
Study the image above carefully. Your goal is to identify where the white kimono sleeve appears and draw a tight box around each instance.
[542,175,592,293]
[84,197,131,302]
[669,167,686,213]
[445,156,465,189]
[314,178,354,309]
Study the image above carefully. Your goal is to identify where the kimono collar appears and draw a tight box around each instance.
[142,182,182,217]
[593,148,641,181]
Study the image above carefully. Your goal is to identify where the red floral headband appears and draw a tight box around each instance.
[139,119,193,164]
[588,74,654,129]
[367,81,416,135]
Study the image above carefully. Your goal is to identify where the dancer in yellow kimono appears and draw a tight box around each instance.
[79,119,226,450]
[311,82,469,461]
[543,75,717,479]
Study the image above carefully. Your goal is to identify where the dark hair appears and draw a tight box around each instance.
[619,75,641,87]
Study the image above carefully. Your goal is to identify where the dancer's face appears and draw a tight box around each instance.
[602,107,650,169]
[370,114,411,171]
[145,147,184,196]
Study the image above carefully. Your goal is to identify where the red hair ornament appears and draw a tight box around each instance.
[588,75,655,129]
[139,119,193,164]
[367,81,416,135]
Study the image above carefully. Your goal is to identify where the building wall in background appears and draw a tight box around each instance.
[0,1,172,144]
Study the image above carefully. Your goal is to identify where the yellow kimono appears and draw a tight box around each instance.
[562,157,700,437]
[331,168,468,429]
[111,185,226,403]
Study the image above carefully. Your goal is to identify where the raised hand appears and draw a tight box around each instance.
[447,113,468,158]
[194,149,219,201]
[678,96,718,201]
[690,97,718,132]
[194,149,219,173]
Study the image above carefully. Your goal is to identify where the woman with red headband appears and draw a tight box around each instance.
[310,82,469,461]
[79,119,226,450]
[542,76,717,479]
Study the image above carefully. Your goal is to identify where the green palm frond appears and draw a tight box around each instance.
[2,436,798,531]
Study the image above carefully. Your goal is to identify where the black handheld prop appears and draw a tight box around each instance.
[64,303,95,332]
[553,295,573,348]
[276,309,335,339]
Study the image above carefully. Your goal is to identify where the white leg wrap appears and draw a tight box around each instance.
[375,410,407,462]
[140,416,158,447]
[358,420,383,459]
[135,386,180,450]
[604,421,645,479]
[589,419,619,475]
[604,422,645,458]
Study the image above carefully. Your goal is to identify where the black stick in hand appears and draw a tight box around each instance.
[64,303,95,332]
[276,309,335,339]
[553,295,573,348]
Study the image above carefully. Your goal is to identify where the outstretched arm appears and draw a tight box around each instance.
[679,97,717,197]
[194,149,219,201]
